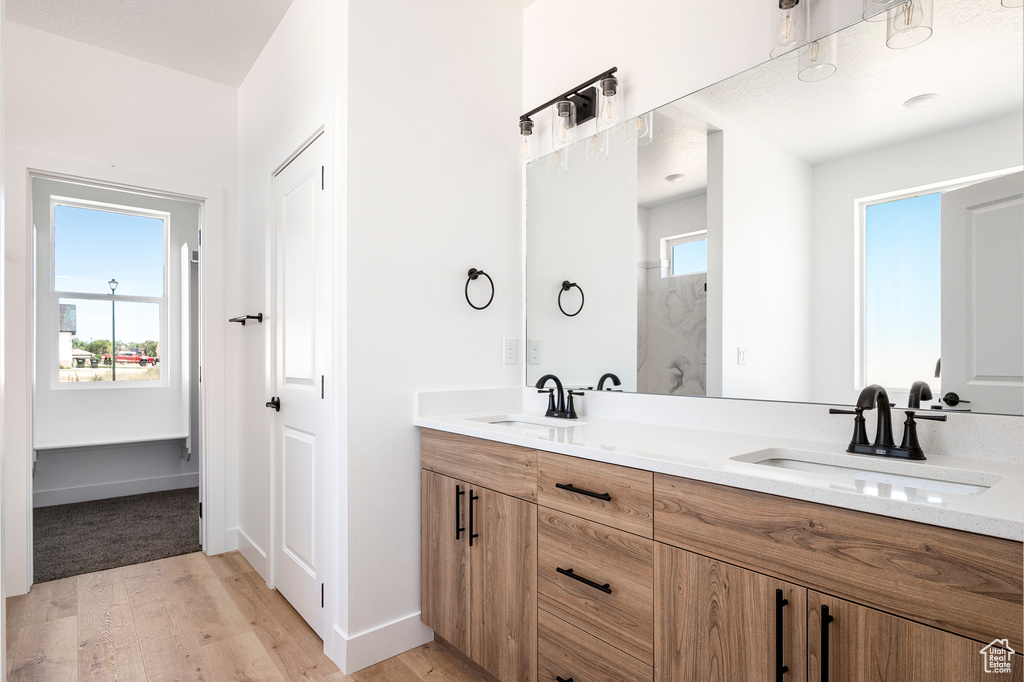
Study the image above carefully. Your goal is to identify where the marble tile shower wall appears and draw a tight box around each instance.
[637,269,707,396]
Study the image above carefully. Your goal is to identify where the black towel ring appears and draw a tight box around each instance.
[558,280,585,317]
[465,268,495,310]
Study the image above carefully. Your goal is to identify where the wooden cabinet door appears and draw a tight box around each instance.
[421,470,471,654]
[808,591,1022,682]
[656,543,806,681]
[470,487,537,682]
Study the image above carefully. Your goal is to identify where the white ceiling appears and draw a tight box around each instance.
[640,0,1024,205]
[6,0,295,86]
[637,109,709,207]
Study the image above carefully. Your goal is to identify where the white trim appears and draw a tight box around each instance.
[34,433,188,451]
[331,613,434,675]
[33,472,198,508]
[236,525,269,578]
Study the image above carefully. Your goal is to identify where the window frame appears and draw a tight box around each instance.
[661,229,708,278]
[48,195,171,390]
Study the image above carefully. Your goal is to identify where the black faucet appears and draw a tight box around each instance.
[597,373,621,391]
[535,374,580,419]
[908,380,933,408]
[830,384,945,460]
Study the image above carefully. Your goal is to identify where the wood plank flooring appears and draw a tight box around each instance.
[6,551,488,681]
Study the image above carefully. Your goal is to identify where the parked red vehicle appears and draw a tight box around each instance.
[102,350,159,367]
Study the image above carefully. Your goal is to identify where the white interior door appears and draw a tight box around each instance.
[272,133,327,637]
[940,171,1023,415]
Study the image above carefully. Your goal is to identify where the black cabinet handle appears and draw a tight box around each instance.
[555,483,611,501]
[469,491,479,547]
[821,604,834,682]
[775,589,789,681]
[555,567,611,594]
[556,677,574,682]
[455,485,465,540]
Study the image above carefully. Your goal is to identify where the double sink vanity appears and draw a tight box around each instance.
[415,392,1022,681]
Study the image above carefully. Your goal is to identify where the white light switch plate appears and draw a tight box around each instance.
[737,347,748,365]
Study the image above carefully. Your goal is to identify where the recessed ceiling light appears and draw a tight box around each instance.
[665,173,686,183]
[903,93,939,110]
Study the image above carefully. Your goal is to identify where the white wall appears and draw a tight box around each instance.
[526,134,638,391]
[344,0,523,669]
[3,21,236,595]
[810,113,1024,406]
[643,194,707,259]
[711,125,814,401]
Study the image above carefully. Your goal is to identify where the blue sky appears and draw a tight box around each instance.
[864,192,941,390]
[54,205,164,343]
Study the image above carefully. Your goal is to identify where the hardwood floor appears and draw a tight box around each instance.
[6,551,488,681]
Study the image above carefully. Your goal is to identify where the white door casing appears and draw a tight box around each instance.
[271,133,328,638]
[940,171,1024,415]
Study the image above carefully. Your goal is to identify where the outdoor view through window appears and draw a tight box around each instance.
[54,204,165,383]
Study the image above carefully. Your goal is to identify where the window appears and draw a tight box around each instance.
[863,192,941,391]
[52,200,167,384]
[664,230,708,277]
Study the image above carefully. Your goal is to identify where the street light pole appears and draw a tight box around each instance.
[109,279,118,381]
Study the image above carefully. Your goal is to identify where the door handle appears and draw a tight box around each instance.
[266,396,281,412]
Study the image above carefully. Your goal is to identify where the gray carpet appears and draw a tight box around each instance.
[33,487,201,583]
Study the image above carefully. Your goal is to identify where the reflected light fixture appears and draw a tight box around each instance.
[586,130,610,161]
[862,0,910,21]
[626,111,654,146]
[546,146,569,176]
[903,93,939,109]
[771,0,809,58]
[520,119,535,165]
[665,173,686,183]
[886,0,933,49]
[798,34,838,82]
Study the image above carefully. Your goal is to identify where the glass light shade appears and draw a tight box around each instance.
[863,0,909,21]
[585,131,610,161]
[552,100,577,149]
[546,147,569,176]
[1003,0,1023,7]
[770,0,809,58]
[798,34,838,82]
[626,111,654,147]
[597,77,623,132]
[520,119,536,165]
[886,0,933,49]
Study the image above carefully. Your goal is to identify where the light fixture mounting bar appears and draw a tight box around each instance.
[520,67,618,125]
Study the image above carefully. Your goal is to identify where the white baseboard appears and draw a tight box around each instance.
[332,612,433,674]
[223,527,239,552]
[236,526,269,580]
[32,472,200,508]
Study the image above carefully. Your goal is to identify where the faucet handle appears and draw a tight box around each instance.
[537,388,556,415]
[899,410,945,460]
[911,412,947,422]
[830,407,869,448]
[829,408,857,415]
[565,390,583,419]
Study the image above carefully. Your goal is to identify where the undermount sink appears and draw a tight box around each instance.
[468,414,582,429]
[731,448,999,502]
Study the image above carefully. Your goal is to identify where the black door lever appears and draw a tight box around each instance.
[266,397,281,412]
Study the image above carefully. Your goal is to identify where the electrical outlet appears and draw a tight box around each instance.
[528,339,542,365]
[503,338,518,365]
[737,347,748,365]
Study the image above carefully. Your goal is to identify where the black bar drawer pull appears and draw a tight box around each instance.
[775,589,789,681]
[469,490,479,547]
[556,677,574,682]
[556,567,611,594]
[455,485,465,540]
[555,483,611,501]
[821,604,834,682]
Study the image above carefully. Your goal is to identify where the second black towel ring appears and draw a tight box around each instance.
[465,268,495,310]
[558,280,585,317]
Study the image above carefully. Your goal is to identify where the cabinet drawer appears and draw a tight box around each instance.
[538,608,652,682]
[421,429,537,501]
[538,509,654,665]
[655,473,1024,650]
[538,451,653,538]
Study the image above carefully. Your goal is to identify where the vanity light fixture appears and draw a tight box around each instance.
[547,146,569,176]
[519,67,618,165]
[886,0,933,49]
[586,130,610,161]
[798,33,838,82]
[597,76,623,132]
[626,111,654,146]
[862,0,910,21]
[771,0,809,58]
[520,119,536,165]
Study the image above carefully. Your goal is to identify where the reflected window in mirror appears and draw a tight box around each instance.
[665,231,708,277]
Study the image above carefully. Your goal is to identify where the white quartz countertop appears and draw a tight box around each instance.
[415,408,1024,542]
